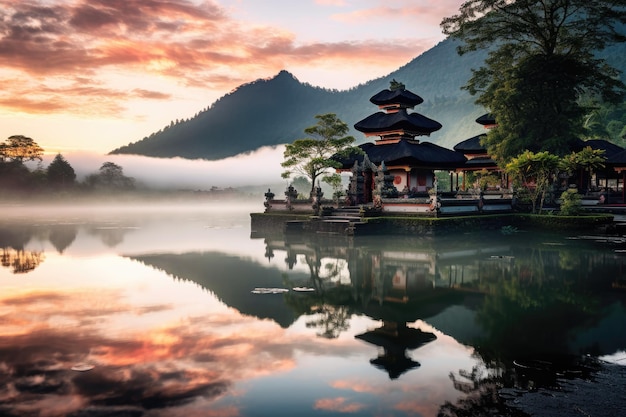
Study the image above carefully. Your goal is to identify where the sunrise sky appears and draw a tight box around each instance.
[0,0,466,156]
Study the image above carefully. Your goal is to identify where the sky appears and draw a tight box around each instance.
[2,0,466,188]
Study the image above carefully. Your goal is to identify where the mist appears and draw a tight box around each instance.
[39,145,287,190]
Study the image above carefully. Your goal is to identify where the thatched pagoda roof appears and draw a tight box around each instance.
[476,113,496,126]
[573,139,624,157]
[453,133,487,154]
[370,88,424,108]
[354,109,442,136]
[335,140,466,169]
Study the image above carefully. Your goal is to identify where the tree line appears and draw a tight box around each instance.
[0,135,135,194]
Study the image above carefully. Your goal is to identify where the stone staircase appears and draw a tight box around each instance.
[284,206,368,235]
[316,207,366,235]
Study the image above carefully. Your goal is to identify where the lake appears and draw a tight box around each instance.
[1,201,625,417]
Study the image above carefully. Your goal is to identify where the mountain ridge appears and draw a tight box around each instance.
[110,36,626,160]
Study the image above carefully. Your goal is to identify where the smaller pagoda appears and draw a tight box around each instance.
[453,113,501,190]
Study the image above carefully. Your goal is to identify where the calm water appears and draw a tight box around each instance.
[1,202,625,417]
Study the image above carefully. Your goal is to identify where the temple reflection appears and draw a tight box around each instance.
[355,321,436,379]
[260,231,626,372]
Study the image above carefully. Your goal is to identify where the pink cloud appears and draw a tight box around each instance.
[331,0,465,25]
[315,0,348,6]
[314,397,367,413]
[0,0,456,118]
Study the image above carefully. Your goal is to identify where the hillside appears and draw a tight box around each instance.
[110,37,626,160]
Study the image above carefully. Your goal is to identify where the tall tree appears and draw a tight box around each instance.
[0,135,44,163]
[281,113,360,198]
[47,154,76,188]
[442,0,626,163]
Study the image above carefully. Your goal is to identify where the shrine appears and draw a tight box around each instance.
[334,80,467,206]
[253,81,625,235]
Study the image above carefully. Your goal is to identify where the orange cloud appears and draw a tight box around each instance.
[0,284,340,415]
[0,0,445,118]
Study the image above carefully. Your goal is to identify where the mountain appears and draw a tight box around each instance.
[109,37,626,160]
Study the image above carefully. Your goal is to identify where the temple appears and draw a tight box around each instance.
[335,80,467,206]
[256,80,626,231]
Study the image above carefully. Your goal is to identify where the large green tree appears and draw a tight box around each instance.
[442,0,626,163]
[281,113,359,198]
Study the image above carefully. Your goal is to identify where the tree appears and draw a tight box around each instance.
[281,113,360,198]
[47,154,76,188]
[560,146,606,191]
[322,173,344,205]
[584,101,626,146]
[0,135,44,163]
[85,162,134,190]
[442,0,626,163]
[506,150,560,213]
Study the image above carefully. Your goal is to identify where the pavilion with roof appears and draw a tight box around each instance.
[454,114,626,202]
[453,113,504,191]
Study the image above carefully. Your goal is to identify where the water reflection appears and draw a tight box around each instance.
[0,209,624,416]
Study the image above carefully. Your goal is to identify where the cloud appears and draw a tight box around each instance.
[0,0,456,118]
[0,280,372,416]
[316,0,349,6]
[314,397,367,413]
[331,0,464,25]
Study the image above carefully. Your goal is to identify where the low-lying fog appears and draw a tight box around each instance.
[37,145,287,190]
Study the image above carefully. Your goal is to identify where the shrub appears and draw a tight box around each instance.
[559,189,582,216]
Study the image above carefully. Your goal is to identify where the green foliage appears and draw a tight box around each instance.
[559,147,605,175]
[584,100,626,146]
[559,189,582,216]
[467,169,500,191]
[290,176,311,196]
[506,150,560,214]
[443,0,626,163]
[560,146,606,191]
[0,135,44,163]
[322,173,344,204]
[47,154,76,188]
[281,113,360,197]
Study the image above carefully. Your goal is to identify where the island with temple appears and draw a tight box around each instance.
[251,81,623,236]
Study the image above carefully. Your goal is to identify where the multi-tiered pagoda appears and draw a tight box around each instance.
[336,80,466,205]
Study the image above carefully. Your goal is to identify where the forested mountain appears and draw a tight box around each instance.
[110,36,626,160]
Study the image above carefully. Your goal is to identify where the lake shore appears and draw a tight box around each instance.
[250,211,616,236]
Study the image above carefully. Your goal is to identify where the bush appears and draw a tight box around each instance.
[559,189,582,216]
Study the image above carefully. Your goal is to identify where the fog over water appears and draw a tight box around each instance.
[37,145,287,189]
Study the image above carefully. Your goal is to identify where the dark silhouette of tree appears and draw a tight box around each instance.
[442,0,626,163]
[85,162,134,190]
[48,225,77,254]
[46,154,76,188]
